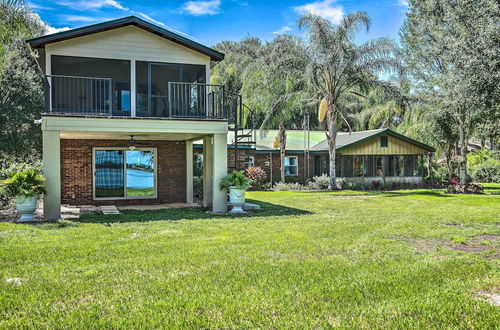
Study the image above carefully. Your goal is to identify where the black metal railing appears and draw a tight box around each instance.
[167,82,225,120]
[44,75,113,115]
[43,75,233,121]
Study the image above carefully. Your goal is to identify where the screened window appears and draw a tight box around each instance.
[94,148,156,199]
[395,155,405,176]
[353,156,364,177]
[244,156,254,168]
[375,156,384,176]
[380,136,388,147]
[284,156,298,175]
[136,61,206,117]
[51,55,131,115]
[342,155,353,177]
[364,155,375,177]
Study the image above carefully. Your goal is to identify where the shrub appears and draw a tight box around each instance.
[245,166,267,190]
[445,183,484,194]
[391,182,401,190]
[193,177,203,200]
[371,180,382,190]
[0,168,47,198]
[335,177,348,189]
[220,171,253,190]
[272,182,306,191]
[0,164,44,208]
[471,158,500,183]
[307,174,330,190]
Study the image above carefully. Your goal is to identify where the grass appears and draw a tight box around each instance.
[1,184,499,328]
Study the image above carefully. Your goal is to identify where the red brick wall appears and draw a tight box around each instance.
[60,139,186,206]
[228,149,314,183]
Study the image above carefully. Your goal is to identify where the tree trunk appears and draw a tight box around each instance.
[278,121,287,183]
[326,104,338,190]
[445,151,452,182]
[458,123,467,184]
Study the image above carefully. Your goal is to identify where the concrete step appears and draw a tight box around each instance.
[100,205,120,215]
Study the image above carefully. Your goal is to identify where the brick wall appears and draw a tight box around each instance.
[228,149,314,183]
[60,139,186,205]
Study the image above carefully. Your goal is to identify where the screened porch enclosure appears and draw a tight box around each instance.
[314,154,424,178]
[46,55,225,119]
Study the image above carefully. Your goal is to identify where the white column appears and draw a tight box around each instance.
[43,130,61,220]
[202,135,213,208]
[212,133,228,213]
[185,140,193,204]
[130,59,136,117]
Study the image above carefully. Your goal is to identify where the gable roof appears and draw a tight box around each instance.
[311,128,434,152]
[221,128,435,153]
[27,16,224,62]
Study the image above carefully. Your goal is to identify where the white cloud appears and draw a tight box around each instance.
[57,0,128,11]
[397,0,408,6]
[273,25,293,34]
[45,25,71,35]
[294,0,344,24]
[28,2,54,10]
[61,15,105,23]
[182,0,221,16]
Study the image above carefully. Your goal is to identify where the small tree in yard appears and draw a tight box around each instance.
[242,35,308,183]
[299,12,401,189]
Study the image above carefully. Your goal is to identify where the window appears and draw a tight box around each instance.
[375,156,384,176]
[51,55,131,115]
[380,136,388,147]
[136,61,206,117]
[364,155,375,177]
[284,156,298,175]
[342,155,353,177]
[94,148,156,199]
[353,156,364,177]
[244,156,254,168]
[395,155,405,176]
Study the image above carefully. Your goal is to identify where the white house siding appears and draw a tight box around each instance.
[44,25,211,79]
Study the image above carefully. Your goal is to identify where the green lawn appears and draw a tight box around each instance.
[1,185,499,328]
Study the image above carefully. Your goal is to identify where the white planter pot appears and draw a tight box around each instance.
[15,196,37,222]
[229,187,246,213]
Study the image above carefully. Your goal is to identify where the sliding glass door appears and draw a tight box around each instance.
[94,148,156,199]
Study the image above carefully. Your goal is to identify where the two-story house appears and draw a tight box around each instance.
[28,16,236,219]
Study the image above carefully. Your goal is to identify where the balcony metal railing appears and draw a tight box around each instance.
[45,75,112,115]
[43,75,232,121]
[167,82,225,119]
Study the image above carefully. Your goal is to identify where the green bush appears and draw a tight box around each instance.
[471,158,500,183]
[272,182,306,191]
[220,171,253,190]
[0,168,47,199]
[0,163,43,208]
[307,174,330,190]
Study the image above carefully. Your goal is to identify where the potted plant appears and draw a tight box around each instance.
[220,171,253,213]
[0,169,47,222]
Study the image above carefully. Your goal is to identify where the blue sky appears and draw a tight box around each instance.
[31,0,409,46]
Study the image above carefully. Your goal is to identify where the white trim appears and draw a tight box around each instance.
[92,147,158,200]
[284,155,299,176]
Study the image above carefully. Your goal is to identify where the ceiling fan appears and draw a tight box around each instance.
[127,135,150,150]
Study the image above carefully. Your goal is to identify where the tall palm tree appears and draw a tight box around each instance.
[299,12,401,189]
[241,35,307,182]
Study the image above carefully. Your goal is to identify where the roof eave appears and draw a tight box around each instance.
[27,16,224,62]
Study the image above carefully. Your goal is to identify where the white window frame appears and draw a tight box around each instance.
[92,147,158,200]
[244,155,255,168]
[284,156,299,176]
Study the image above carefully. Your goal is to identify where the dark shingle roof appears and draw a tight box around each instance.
[27,16,224,61]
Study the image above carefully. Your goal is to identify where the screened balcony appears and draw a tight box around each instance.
[44,55,230,120]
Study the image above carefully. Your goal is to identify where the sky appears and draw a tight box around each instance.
[31,0,409,47]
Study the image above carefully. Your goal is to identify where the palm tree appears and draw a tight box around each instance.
[299,12,401,189]
[241,34,307,183]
